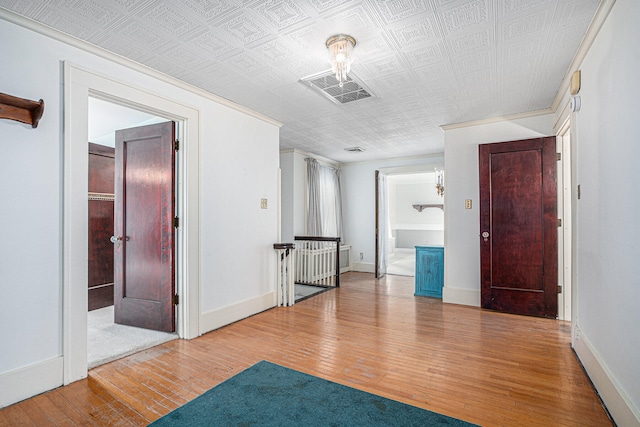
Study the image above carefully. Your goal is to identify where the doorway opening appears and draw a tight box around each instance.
[87,97,177,368]
[375,164,445,279]
[64,63,200,385]
[386,173,444,276]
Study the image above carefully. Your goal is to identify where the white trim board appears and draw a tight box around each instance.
[442,287,480,307]
[573,327,640,427]
[0,357,63,408]
[351,262,375,274]
[279,149,341,168]
[440,109,552,131]
[64,62,201,385]
[378,162,444,175]
[199,292,276,335]
[341,152,445,167]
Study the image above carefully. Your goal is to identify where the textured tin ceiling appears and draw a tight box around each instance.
[0,0,600,163]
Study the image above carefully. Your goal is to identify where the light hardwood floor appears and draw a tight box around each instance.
[0,272,612,426]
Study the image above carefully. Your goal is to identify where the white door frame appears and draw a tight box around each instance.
[63,62,200,384]
[557,119,573,321]
[376,163,444,276]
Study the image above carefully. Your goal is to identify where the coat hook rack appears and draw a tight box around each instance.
[0,92,45,128]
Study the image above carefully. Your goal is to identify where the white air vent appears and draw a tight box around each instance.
[345,147,365,152]
[300,70,375,105]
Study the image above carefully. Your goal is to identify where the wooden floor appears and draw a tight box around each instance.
[0,272,612,426]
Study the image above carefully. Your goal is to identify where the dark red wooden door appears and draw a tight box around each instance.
[88,143,115,311]
[114,121,176,332]
[479,136,557,318]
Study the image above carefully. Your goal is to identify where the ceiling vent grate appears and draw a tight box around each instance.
[300,70,375,105]
[345,147,365,152]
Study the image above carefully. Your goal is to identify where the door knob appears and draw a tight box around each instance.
[110,236,122,244]
[481,231,489,242]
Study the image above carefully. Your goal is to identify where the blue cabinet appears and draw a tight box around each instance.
[415,246,444,298]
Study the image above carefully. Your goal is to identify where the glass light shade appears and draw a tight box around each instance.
[326,35,356,87]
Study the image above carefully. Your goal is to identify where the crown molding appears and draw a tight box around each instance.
[0,7,283,128]
[550,0,617,112]
[280,148,341,167]
[340,152,445,167]
[279,148,444,168]
[378,163,444,175]
[440,108,553,131]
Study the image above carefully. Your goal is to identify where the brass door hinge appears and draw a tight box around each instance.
[558,285,562,294]
[173,217,180,228]
[174,139,180,151]
[558,218,562,227]
[556,152,561,161]
[173,294,179,305]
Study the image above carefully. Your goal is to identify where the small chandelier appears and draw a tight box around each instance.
[326,34,356,87]
[435,169,444,197]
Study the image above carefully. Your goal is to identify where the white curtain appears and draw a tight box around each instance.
[377,171,389,278]
[306,158,343,239]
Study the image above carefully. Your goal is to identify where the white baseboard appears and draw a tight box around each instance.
[199,291,276,336]
[442,287,480,307]
[573,326,640,427]
[0,357,63,408]
[351,262,375,273]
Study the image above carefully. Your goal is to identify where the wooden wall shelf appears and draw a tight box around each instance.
[412,204,444,212]
[0,92,45,128]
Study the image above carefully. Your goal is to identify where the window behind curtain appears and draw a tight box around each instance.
[306,158,342,239]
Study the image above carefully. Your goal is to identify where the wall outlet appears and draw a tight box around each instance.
[465,199,472,209]
[260,198,268,209]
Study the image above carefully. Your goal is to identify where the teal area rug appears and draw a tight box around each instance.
[150,360,477,426]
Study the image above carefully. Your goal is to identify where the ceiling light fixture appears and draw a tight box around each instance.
[326,34,356,88]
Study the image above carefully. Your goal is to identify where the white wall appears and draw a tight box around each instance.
[279,150,306,243]
[566,0,640,424]
[389,178,444,248]
[200,106,280,309]
[0,13,280,407]
[442,114,555,306]
[341,156,444,272]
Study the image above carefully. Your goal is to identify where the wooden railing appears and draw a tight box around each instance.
[294,236,341,288]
